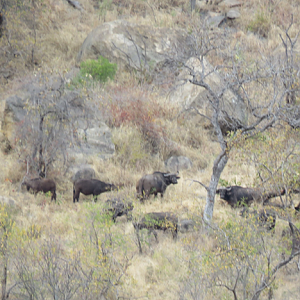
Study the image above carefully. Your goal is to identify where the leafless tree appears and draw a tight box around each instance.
[170,19,300,224]
[15,71,92,177]
[201,218,300,300]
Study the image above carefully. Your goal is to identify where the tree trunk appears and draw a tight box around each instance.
[1,266,7,300]
[203,152,228,223]
[190,0,196,11]
[1,233,8,300]
[38,115,45,177]
[0,0,7,39]
[202,84,228,224]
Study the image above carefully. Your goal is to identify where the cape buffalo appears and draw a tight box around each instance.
[73,179,117,203]
[22,178,56,201]
[240,207,277,231]
[133,212,178,242]
[216,186,285,208]
[105,198,134,222]
[136,171,180,201]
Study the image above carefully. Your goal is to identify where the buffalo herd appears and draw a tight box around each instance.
[22,171,293,241]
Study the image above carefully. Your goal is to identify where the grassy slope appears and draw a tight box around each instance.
[1,0,300,299]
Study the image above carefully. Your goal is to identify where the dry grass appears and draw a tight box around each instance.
[1,150,298,299]
[239,0,300,32]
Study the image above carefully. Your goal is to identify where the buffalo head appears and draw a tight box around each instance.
[164,173,180,185]
[216,186,232,198]
[107,184,118,191]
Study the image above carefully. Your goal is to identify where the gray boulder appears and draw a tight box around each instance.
[227,9,240,19]
[1,74,115,161]
[220,0,242,8]
[1,95,26,143]
[76,20,193,73]
[0,196,16,206]
[70,165,96,183]
[170,57,247,133]
[207,15,226,28]
[70,125,115,161]
[4,95,26,123]
[165,156,192,172]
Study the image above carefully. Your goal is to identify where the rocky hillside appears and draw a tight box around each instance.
[1,0,300,299]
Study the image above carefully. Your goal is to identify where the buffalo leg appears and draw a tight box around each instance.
[112,211,118,223]
[73,191,80,203]
[51,191,56,202]
[172,226,178,240]
[112,215,117,223]
[73,187,76,203]
[144,190,150,199]
[150,229,158,242]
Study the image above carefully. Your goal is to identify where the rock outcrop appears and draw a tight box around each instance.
[76,20,193,74]
[69,165,96,183]
[165,156,192,172]
[1,74,115,162]
[77,20,247,134]
[169,57,247,133]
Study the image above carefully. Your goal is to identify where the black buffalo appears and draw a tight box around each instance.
[136,172,180,201]
[105,198,134,222]
[22,178,56,201]
[73,179,117,203]
[133,212,178,242]
[216,186,285,208]
[240,207,277,231]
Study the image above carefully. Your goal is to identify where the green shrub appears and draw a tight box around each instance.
[69,56,117,89]
[80,56,117,83]
[219,178,241,187]
[247,12,271,37]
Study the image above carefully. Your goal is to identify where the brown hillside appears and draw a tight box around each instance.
[0,0,300,299]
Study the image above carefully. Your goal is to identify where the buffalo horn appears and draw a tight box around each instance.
[164,173,173,177]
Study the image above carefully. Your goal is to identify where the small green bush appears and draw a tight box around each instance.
[80,56,117,83]
[219,178,241,187]
[69,56,117,89]
[247,12,271,38]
